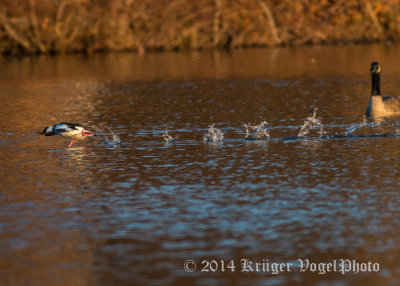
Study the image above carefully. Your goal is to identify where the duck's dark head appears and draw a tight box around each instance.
[370,62,381,74]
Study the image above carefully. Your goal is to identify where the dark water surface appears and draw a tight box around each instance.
[1,44,400,286]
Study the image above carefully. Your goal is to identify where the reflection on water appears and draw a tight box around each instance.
[1,44,400,286]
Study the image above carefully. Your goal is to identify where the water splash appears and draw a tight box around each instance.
[203,124,224,142]
[345,117,368,136]
[244,121,270,140]
[103,127,122,145]
[162,131,175,144]
[298,108,326,138]
[94,124,122,145]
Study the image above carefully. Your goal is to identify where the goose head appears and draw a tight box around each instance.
[370,62,381,74]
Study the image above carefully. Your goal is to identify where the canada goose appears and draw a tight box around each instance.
[365,62,400,118]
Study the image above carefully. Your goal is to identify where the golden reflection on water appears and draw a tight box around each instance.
[0,43,400,83]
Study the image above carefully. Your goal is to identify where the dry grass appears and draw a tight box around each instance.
[0,0,400,54]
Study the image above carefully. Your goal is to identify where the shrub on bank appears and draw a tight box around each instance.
[0,0,398,54]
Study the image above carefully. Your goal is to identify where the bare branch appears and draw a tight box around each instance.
[257,0,281,45]
[363,0,384,36]
[0,13,33,51]
[29,0,47,52]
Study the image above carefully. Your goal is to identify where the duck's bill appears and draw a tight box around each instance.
[82,131,94,137]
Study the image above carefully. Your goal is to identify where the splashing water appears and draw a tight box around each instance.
[345,117,368,136]
[345,117,382,136]
[94,125,122,146]
[244,121,270,140]
[162,131,175,144]
[104,127,122,145]
[298,108,326,138]
[203,124,224,142]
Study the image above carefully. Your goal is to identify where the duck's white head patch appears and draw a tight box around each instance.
[45,126,54,133]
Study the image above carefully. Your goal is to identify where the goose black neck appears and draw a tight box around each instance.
[371,72,380,96]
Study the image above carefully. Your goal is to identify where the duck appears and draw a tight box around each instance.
[41,123,94,146]
[365,61,400,118]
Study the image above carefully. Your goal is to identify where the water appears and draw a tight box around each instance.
[1,44,400,286]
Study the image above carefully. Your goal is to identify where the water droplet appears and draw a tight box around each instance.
[203,124,224,142]
[244,121,270,140]
[162,131,175,144]
[298,108,326,138]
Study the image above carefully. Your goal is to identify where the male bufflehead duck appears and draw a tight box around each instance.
[41,123,94,146]
[365,62,400,118]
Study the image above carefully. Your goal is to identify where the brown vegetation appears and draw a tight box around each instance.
[0,0,400,54]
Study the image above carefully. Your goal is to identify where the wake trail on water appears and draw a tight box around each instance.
[159,108,400,143]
